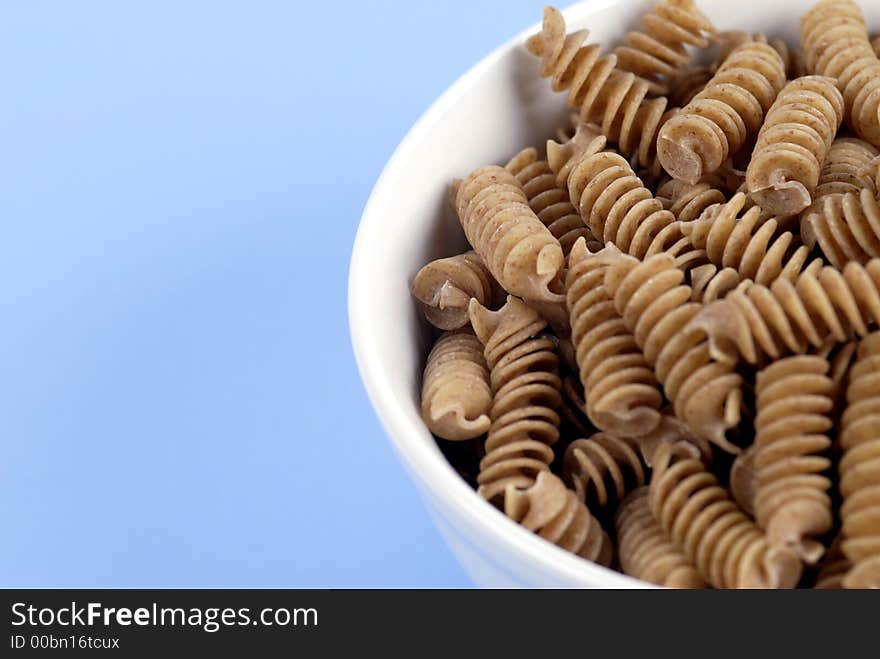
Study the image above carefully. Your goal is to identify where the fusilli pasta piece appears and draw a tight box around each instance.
[649,443,803,588]
[613,0,715,96]
[599,246,744,451]
[658,41,786,184]
[801,0,880,146]
[421,330,493,440]
[563,431,647,509]
[839,331,880,588]
[454,166,565,303]
[526,6,676,169]
[469,296,562,503]
[505,471,613,565]
[566,239,663,435]
[656,178,726,223]
[753,355,834,563]
[746,76,845,216]
[616,487,707,588]
[411,251,498,330]
[680,192,823,285]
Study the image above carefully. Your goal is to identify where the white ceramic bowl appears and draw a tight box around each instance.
[349,0,880,587]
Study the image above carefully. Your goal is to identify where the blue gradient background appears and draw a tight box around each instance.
[0,1,551,587]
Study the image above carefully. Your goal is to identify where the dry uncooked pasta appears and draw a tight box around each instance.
[800,137,879,258]
[505,147,598,256]
[566,239,663,436]
[505,470,613,565]
[753,355,834,562]
[527,6,677,169]
[680,192,822,285]
[468,296,562,503]
[746,76,844,215]
[420,329,493,441]
[649,443,802,588]
[563,431,647,508]
[411,251,498,330]
[454,166,565,303]
[838,331,880,588]
[615,487,706,588]
[410,0,880,588]
[600,247,744,451]
[613,0,715,96]
[658,41,786,184]
[801,0,880,146]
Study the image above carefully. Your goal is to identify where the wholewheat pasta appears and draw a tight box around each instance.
[753,355,834,563]
[454,166,565,303]
[408,0,880,588]
[563,431,647,509]
[746,76,845,215]
[680,192,823,285]
[615,487,707,588]
[421,330,493,441]
[566,239,664,435]
[658,41,786,184]
[527,6,676,169]
[801,0,880,146]
[411,251,498,330]
[838,331,880,588]
[649,443,802,588]
[469,296,562,504]
[613,0,715,96]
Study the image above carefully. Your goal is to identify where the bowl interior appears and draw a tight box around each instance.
[350,0,880,586]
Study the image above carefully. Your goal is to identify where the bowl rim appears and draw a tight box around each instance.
[349,0,653,588]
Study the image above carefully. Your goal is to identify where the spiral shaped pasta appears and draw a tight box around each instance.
[656,178,725,223]
[411,251,498,330]
[701,259,880,365]
[838,331,880,588]
[658,41,786,184]
[801,0,880,147]
[649,443,803,588]
[505,470,613,565]
[549,136,679,259]
[811,189,880,269]
[566,239,663,436]
[526,6,675,169]
[454,166,565,303]
[421,330,493,441]
[716,32,805,80]
[613,0,715,96]
[746,76,845,216]
[680,193,822,286]
[753,355,834,563]
[599,246,744,451]
[616,487,707,588]
[563,431,647,509]
[468,296,562,503]
[800,137,879,253]
[505,147,598,256]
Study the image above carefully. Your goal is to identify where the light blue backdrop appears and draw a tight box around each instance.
[0,0,558,587]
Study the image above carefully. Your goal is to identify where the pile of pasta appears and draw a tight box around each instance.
[412,0,880,588]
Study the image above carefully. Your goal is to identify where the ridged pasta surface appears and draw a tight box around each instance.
[801,0,880,147]
[839,331,880,588]
[527,6,675,169]
[613,0,715,96]
[658,41,786,184]
[454,166,565,303]
[421,330,493,440]
[469,297,562,503]
[566,239,663,436]
[616,487,707,588]
[563,431,647,509]
[753,355,834,562]
[746,76,845,215]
